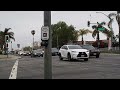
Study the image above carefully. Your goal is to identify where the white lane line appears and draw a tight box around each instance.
[9,59,19,79]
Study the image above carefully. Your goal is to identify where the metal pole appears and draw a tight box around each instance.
[11,41,12,51]
[44,11,52,79]
[33,35,34,50]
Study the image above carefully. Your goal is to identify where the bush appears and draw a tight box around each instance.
[92,40,108,48]
[0,50,2,54]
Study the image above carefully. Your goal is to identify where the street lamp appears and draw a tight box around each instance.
[56,27,61,49]
[96,12,114,50]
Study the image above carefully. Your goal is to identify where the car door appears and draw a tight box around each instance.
[64,46,68,58]
[60,46,66,58]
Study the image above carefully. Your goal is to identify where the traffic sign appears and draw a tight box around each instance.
[98,28,105,31]
[41,26,49,40]
[17,44,20,48]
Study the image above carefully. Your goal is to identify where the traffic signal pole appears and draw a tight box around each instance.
[44,11,52,79]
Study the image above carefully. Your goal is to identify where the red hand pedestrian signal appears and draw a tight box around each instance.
[6,43,8,48]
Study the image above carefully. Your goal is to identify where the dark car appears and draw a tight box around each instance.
[81,44,100,58]
[51,48,59,56]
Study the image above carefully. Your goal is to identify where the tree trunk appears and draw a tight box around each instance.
[97,32,100,49]
[82,35,84,45]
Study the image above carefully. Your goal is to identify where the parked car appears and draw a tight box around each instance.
[81,44,100,58]
[59,45,89,61]
[31,49,44,57]
[18,51,24,55]
[51,48,59,56]
[23,51,31,56]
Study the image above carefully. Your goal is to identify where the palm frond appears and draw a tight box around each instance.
[4,28,11,34]
[9,36,15,41]
[92,30,98,38]
[92,25,97,29]
[100,28,113,38]
[108,13,117,19]
[78,29,92,36]
[108,19,114,29]
[7,32,14,36]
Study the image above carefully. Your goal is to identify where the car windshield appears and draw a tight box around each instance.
[82,45,95,49]
[68,45,82,49]
[52,48,58,52]
[37,49,43,52]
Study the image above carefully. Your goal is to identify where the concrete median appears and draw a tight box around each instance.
[0,55,21,61]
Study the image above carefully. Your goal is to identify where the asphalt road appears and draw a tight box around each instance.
[0,54,120,79]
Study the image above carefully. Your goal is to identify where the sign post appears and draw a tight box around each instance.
[44,11,52,79]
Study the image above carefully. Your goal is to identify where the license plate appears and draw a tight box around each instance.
[81,55,84,57]
[93,53,96,55]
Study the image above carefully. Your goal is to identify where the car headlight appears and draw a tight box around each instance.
[86,51,89,53]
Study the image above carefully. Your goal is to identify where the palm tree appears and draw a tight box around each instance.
[78,29,92,45]
[92,23,113,48]
[0,28,15,52]
[107,12,120,50]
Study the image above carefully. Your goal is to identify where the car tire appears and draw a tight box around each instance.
[67,53,72,61]
[96,54,99,58]
[59,53,63,60]
[84,58,88,61]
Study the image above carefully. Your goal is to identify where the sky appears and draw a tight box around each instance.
[0,11,118,50]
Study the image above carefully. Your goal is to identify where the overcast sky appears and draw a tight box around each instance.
[0,11,118,50]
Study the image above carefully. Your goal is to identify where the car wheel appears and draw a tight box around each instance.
[96,54,99,58]
[59,53,63,60]
[67,53,72,61]
[84,58,88,61]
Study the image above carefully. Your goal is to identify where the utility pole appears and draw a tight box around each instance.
[11,41,12,51]
[57,35,58,49]
[44,11,52,79]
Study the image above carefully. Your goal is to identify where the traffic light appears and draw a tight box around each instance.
[5,35,10,43]
[87,21,90,27]
[6,43,8,48]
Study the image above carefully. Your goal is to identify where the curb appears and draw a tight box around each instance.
[101,53,120,56]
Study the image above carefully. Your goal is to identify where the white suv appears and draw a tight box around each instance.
[59,45,89,61]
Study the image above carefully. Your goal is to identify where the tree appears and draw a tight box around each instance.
[92,23,113,39]
[23,46,32,52]
[51,21,79,48]
[78,29,92,45]
[92,22,113,48]
[0,28,15,53]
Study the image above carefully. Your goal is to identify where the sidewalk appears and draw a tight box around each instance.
[101,53,120,56]
[0,55,21,61]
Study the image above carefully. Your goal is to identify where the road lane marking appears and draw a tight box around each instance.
[9,59,19,79]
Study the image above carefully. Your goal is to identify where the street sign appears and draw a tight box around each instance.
[41,26,49,40]
[17,44,20,48]
[98,28,105,31]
